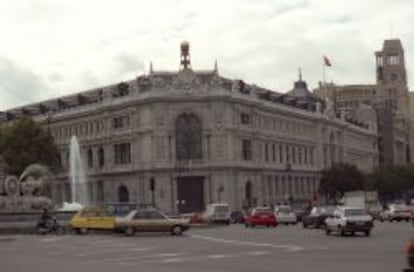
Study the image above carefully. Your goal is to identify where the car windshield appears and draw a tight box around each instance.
[320,206,335,215]
[278,207,292,213]
[344,209,368,216]
[214,206,229,212]
[253,208,272,215]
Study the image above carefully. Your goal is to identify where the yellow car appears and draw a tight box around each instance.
[69,207,115,234]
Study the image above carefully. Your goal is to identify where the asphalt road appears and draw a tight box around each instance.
[0,221,412,272]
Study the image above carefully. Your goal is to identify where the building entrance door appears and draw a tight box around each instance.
[177,176,204,213]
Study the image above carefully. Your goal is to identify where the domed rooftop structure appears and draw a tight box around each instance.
[287,69,322,103]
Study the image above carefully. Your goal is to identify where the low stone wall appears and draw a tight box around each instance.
[0,211,75,234]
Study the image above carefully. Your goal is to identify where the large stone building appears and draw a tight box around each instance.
[314,39,411,165]
[0,42,378,212]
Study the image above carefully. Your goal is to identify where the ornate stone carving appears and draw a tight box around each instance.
[171,69,203,92]
[4,176,20,197]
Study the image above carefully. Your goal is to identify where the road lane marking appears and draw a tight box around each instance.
[246,251,271,256]
[189,234,304,252]
[161,257,184,263]
[146,252,188,258]
[206,254,231,259]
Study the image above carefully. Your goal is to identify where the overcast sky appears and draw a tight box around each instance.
[0,0,413,109]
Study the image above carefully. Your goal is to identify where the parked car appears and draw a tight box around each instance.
[69,207,115,234]
[274,206,297,225]
[380,203,411,222]
[203,203,231,224]
[230,211,245,224]
[325,206,374,236]
[411,210,414,226]
[302,206,336,229]
[245,206,277,228]
[404,238,414,272]
[115,209,190,236]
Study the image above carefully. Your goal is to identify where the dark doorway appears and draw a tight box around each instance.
[118,185,129,203]
[245,181,252,207]
[177,176,204,213]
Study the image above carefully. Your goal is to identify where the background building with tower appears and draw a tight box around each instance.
[314,39,412,166]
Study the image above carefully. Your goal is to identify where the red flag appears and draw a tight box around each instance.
[323,55,332,67]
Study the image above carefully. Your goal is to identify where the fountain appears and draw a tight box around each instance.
[0,136,88,232]
[69,135,88,206]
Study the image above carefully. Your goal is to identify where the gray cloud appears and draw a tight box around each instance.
[0,57,48,109]
[115,52,145,75]
[0,0,414,108]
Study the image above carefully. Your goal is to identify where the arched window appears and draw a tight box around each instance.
[118,185,129,203]
[175,113,202,160]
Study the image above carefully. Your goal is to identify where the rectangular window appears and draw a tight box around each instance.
[310,148,314,165]
[387,54,400,65]
[242,139,252,161]
[113,115,130,129]
[87,149,93,168]
[272,144,276,162]
[97,181,104,202]
[279,144,283,163]
[265,143,269,162]
[114,143,131,164]
[240,113,251,124]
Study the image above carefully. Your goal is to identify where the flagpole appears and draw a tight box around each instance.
[322,55,326,85]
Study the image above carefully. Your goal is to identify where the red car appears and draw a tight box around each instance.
[245,207,277,228]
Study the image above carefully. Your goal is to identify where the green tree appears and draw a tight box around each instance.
[0,117,60,175]
[367,165,414,201]
[318,163,365,203]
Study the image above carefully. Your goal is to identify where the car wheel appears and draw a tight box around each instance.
[364,230,371,237]
[406,218,409,222]
[273,223,277,228]
[350,231,355,236]
[171,225,183,236]
[80,228,88,235]
[251,224,255,228]
[339,227,345,236]
[124,227,135,236]
[245,223,249,228]
[325,228,331,235]
[55,226,65,235]
[303,223,308,229]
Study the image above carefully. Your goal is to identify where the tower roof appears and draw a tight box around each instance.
[382,39,404,52]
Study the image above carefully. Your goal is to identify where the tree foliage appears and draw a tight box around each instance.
[318,163,365,203]
[0,117,60,175]
[366,165,414,201]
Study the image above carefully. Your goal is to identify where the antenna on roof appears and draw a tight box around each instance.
[149,61,153,74]
[214,59,218,73]
[298,67,302,81]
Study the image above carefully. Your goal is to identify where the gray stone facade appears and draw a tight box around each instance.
[0,45,378,213]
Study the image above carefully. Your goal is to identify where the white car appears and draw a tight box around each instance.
[274,206,297,225]
[380,203,411,222]
[325,206,374,236]
[203,203,231,224]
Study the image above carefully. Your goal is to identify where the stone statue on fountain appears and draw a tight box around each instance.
[0,156,54,213]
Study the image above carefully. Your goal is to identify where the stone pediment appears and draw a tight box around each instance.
[171,69,204,93]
